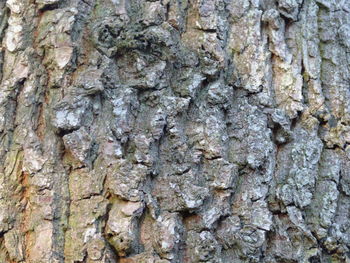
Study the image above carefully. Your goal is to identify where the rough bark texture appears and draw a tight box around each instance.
[0,0,349,262]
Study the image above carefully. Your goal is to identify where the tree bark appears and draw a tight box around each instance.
[0,0,349,262]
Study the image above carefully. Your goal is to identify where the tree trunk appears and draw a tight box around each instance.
[0,0,349,262]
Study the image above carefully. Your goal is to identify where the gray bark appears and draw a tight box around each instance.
[0,0,349,262]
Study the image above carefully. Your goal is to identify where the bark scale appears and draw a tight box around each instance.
[0,0,349,262]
